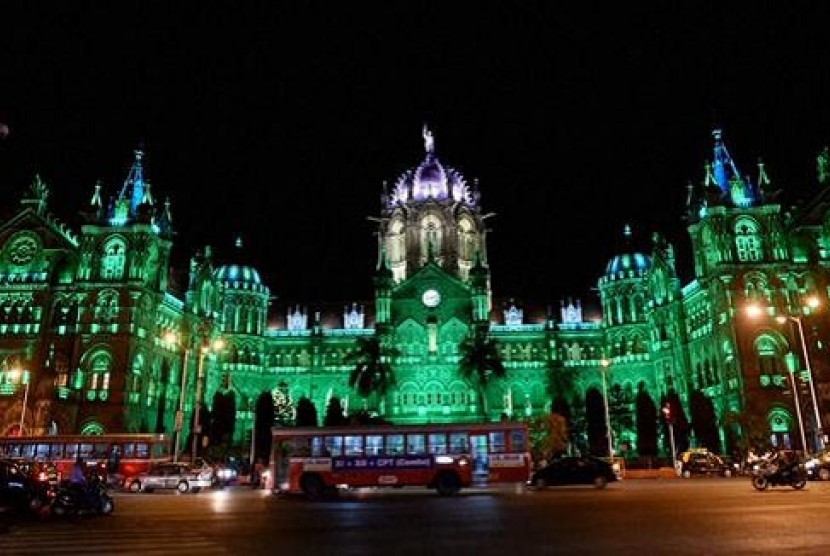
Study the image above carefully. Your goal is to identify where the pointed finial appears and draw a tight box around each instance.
[422,123,435,154]
[818,147,830,185]
[623,224,632,239]
[235,236,243,249]
[91,180,103,208]
[757,157,771,189]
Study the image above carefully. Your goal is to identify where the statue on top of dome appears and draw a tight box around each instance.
[423,124,435,154]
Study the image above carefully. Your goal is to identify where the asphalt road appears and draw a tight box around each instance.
[4,478,830,555]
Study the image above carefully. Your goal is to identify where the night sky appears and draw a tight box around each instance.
[2,3,830,313]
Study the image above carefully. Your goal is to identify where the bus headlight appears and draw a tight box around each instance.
[435,455,454,464]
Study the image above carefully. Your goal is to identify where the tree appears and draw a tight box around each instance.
[689,390,720,453]
[635,387,658,457]
[210,390,237,457]
[528,413,569,464]
[724,407,773,455]
[273,382,294,426]
[458,328,506,416]
[323,396,347,427]
[662,390,690,454]
[295,396,318,427]
[253,391,275,464]
[344,336,400,404]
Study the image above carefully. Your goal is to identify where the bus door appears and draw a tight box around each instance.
[470,434,489,481]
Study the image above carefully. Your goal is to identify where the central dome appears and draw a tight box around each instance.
[384,126,477,209]
[605,252,652,278]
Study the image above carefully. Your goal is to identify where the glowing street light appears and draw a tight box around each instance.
[746,302,809,452]
[774,296,824,452]
[599,359,614,459]
[192,338,225,461]
[165,332,191,463]
[8,368,30,436]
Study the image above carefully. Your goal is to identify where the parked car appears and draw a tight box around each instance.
[125,462,213,494]
[678,449,734,478]
[529,456,619,489]
[805,448,830,480]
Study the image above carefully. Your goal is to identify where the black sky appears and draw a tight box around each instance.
[2,2,830,309]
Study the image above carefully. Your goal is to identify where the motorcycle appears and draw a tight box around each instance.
[751,454,807,491]
[51,475,115,517]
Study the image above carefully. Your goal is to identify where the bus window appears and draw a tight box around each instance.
[449,433,469,454]
[344,435,364,456]
[510,429,527,452]
[152,442,167,458]
[35,443,51,459]
[65,443,79,460]
[386,434,404,455]
[51,443,64,458]
[311,436,326,457]
[94,443,108,458]
[489,431,506,453]
[80,443,94,458]
[136,443,149,459]
[406,434,426,455]
[20,444,35,458]
[324,436,343,457]
[123,443,135,458]
[366,435,384,456]
[428,433,448,454]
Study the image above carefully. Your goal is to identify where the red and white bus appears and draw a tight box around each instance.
[0,433,172,484]
[269,422,531,498]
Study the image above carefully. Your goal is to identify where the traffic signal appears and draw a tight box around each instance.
[662,404,673,423]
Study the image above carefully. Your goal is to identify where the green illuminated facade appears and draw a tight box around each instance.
[1,128,829,459]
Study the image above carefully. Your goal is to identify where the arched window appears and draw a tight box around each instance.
[420,215,442,259]
[735,218,763,262]
[96,290,119,323]
[80,421,105,435]
[101,238,126,280]
[755,335,786,386]
[86,351,112,402]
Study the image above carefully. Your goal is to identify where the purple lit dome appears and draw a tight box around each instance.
[387,155,475,207]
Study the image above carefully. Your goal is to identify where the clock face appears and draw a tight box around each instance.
[422,289,441,307]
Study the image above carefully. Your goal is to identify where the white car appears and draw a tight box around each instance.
[126,462,213,494]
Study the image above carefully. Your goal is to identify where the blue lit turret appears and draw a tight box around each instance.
[213,237,270,335]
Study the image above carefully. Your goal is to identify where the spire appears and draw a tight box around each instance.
[119,148,146,216]
[818,146,830,185]
[21,173,49,215]
[422,123,435,154]
[711,128,740,196]
[90,180,103,209]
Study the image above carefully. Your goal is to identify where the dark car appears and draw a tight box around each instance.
[529,456,619,489]
[678,449,734,478]
[0,459,37,514]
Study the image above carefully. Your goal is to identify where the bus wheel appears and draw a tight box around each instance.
[435,472,461,496]
[129,480,142,493]
[301,474,325,500]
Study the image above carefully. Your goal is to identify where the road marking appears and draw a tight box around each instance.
[2,529,231,555]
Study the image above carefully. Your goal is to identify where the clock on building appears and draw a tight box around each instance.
[422,288,441,307]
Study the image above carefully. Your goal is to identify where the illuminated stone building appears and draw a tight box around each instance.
[0,127,828,458]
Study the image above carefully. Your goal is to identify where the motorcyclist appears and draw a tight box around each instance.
[69,457,92,508]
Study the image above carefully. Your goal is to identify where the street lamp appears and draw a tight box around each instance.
[192,338,225,461]
[8,368,30,436]
[746,302,809,453]
[599,359,614,459]
[775,296,824,452]
[165,332,191,463]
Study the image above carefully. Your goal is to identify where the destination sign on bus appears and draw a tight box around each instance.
[332,456,433,470]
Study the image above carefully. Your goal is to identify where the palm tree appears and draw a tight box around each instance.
[344,336,400,408]
[458,329,506,417]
